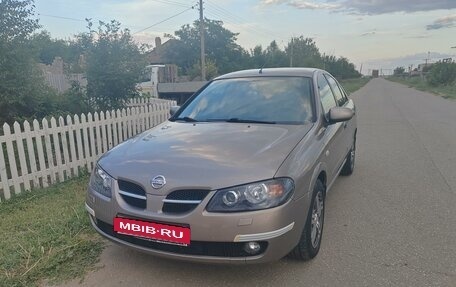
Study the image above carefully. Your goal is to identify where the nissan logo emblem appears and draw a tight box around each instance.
[151,175,166,189]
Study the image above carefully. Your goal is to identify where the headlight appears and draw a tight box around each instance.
[89,165,114,198]
[206,178,294,212]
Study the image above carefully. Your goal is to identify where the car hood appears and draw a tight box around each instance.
[99,121,312,194]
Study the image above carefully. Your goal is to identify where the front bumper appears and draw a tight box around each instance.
[86,186,310,264]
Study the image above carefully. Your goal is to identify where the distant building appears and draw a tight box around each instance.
[140,37,207,104]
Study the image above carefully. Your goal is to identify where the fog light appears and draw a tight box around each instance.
[243,242,261,255]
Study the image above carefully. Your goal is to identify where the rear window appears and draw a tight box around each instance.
[177,77,314,124]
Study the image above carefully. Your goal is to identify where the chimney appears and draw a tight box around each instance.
[155,37,162,48]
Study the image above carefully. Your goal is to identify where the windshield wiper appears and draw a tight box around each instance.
[206,118,276,124]
[173,116,199,122]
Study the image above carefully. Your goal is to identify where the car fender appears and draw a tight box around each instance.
[308,162,327,197]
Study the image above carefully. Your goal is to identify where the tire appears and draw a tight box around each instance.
[340,136,356,176]
[288,180,325,261]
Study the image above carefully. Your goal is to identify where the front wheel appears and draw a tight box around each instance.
[288,180,325,261]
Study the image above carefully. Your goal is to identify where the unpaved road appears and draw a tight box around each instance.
[63,78,456,287]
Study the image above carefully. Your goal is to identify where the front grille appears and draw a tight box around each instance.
[166,190,210,200]
[118,180,147,209]
[96,219,267,257]
[162,190,211,214]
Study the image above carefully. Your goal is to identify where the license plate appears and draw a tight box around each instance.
[113,217,191,246]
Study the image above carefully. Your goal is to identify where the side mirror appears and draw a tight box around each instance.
[169,105,180,116]
[328,107,354,124]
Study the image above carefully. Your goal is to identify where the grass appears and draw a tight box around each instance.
[0,176,104,287]
[340,77,372,94]
[387,76,456,100]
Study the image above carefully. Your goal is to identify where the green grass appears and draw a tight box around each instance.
[388,76,456,100]
[340,77,372,94]
[0,176,104,287]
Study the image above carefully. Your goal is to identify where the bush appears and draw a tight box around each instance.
[427,62,456,86]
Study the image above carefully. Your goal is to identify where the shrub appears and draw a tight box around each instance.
[427,62,456,86]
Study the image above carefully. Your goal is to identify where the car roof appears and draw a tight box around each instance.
[214,67,322,80]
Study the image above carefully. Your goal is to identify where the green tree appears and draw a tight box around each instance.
[0,0,60,124]
[188,59,219,80]
[264,41,288,67]
[29,31,84,72]
[393,66,405,76]
[249,45,266,68]
[286,37,323,68]
[427,62,456,86]
[323,55,361,79]
[77,20,147,110]
[164,19,248,75]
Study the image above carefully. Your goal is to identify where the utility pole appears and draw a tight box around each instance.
[199,0,206,81]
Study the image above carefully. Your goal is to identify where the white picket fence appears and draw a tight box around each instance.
[126,97,172,108]
[0,100,176,202]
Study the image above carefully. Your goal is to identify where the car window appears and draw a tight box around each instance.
[325,75,347,106]
[317,74,337,115]
[176,77,314,124]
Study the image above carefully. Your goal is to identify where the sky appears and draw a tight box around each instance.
[34,0,456,74]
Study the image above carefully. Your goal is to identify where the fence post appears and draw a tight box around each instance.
[23,121,39,188]
[42,118,56,185]
[3,123,20,194]
[0,128,11,199]
[49,117,63,182]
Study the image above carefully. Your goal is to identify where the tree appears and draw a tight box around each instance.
[0,0,60,124]
[393,66,405,76]
[77,20,147,110]
[29,30,84,72]
[188,59,218,80]
[164,19,249,75]
[286,37,323,68]
[323,55,361,79]
[248,41,288,69]
[427,62,456,86]
[264,41,288,67]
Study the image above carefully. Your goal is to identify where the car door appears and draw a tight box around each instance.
[317,73,346,181]
[325,75,355,159]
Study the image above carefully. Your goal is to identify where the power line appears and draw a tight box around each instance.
[133,6,195,35]
[37,13,85,22]
[205,0,286,42]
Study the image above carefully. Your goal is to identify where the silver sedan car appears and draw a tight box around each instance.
[86,68,357,264]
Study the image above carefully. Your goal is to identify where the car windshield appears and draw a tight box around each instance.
[175,77,313,125]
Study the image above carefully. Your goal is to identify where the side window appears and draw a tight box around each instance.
[317,74,337,115]
[325,75,347,106]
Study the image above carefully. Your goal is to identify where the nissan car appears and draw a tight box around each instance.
[85,67,357,264]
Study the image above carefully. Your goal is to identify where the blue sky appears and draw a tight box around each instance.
[35,0,456,73]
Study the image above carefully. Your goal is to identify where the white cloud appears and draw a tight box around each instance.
[426,14,456,30]
[260,0,456,15]
[261,0,339,10]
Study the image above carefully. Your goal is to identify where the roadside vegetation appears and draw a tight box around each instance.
[340,77,371,94]
[388,62,456,100]
[0,176,104,287]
